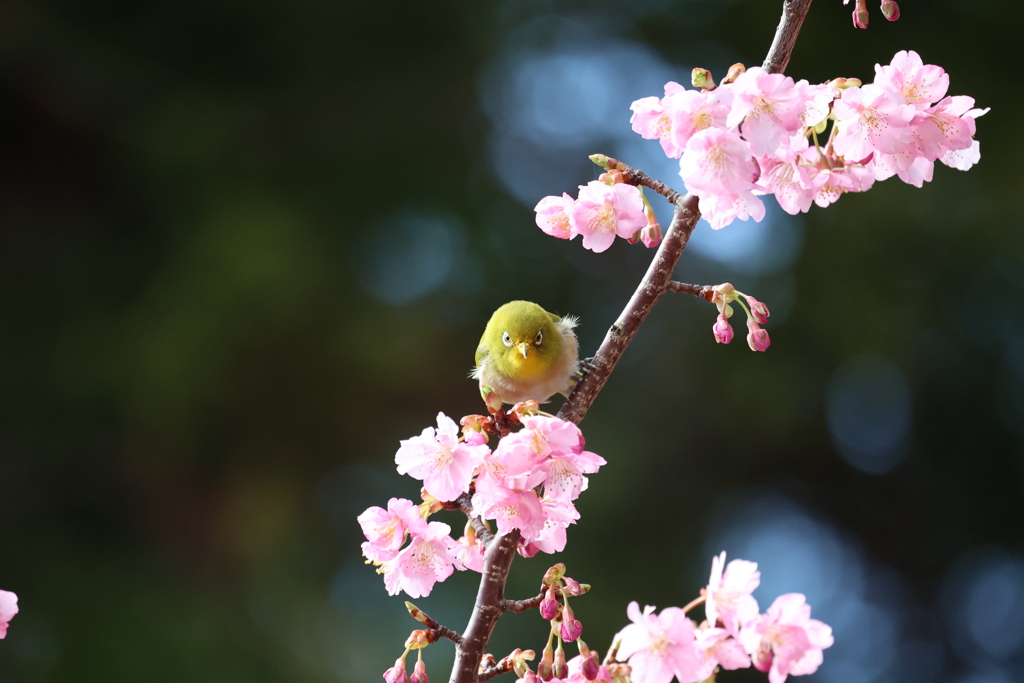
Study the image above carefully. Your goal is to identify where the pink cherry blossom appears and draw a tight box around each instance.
[693,627,750,680]
[705,552,760,635]
[696,190,766,231]
[757,134,816,215]
[568,181,647,253]
[478,488,547,540]
[941,139,981,171]
[535,193,578,239]
[520,415,587,456]
[832,83,916,160]
[382,520,457,598]
[543,449,606,502]
[630,82,689,158]
[395,412,489,503]
[680,127,758,197]
[358,498,424,563]
[665,87,733,154]
[874,50,948,109]
[727,67,805,157]
[0,590,17,639]
[739,594,833,683]
[453,533,485,572]
[615,602,701,683]
[796,81,837,128]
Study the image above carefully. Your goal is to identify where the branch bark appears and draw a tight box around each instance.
[450,2,814,680]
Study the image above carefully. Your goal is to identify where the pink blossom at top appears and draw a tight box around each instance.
[874,50,949,109]
[477,487,547,540]
[680,127,759,197]
[616,602,701,683]
[796,81,837,128]
[726,67,805,157]
[832,83,916,160]
[756,134,815,215]
[535,193,578,240]
[520,415,587,457]
[910,95,979,161]
[543,448,606,502]
[705,552,760,635]
[382,520,457,598]
[358,497,424,563]
[0,590,17,639]
[666,87,733,155]
[739,593,833,683]
[568,181,647,253]
[693,627,751,680]
[395,412,489,503]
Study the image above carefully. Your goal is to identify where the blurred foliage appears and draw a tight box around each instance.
[0,0,1021,682]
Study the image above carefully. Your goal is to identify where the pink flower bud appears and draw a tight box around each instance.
[640,223,662,248]
[563,577,582,596]
[560,617,583,642]
[745,295,770,324]
[881,0,899,20]
[411,660,428,683]
[711,282,737,305]
[553,647,568,679]
[539,642,554,681]
[752,646,773,673]
[519,671,539,683]
[385,658,408,683]
[713,313,733,344]
[853,7,869,28]
[746,319,771,352]
[581,654,601,681]
[540,588,559,621]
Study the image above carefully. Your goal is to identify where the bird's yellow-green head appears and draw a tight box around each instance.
[477,301,564,380]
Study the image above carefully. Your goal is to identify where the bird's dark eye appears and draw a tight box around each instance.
[534,330,543,345]
[502,331,512,347]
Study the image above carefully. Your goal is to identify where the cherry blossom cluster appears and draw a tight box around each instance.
[709,283,771,351]
[612,553,832,683]
[535,170,662,253]
[0,590,17,639]
[624,50,986,229]
[358,410,605,598]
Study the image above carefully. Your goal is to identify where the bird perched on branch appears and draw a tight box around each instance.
[472,301,580,405]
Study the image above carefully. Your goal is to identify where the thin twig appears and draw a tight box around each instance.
[457,493,495,546]
[762,0,815,74]
[667,281,716,301]
[501,587,547,614]
[479,659,514,682]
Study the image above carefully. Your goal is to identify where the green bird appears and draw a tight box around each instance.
[472,300,580,404]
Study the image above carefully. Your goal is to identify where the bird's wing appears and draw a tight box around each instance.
[473,342,489,369]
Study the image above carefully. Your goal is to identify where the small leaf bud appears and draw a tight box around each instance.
[722,63,746,85]
[691,68,716,91]
[881,0,899,20]
[405,602,430,626]
[589,154,612,171]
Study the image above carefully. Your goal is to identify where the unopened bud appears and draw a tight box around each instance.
[482,387,504,415]
[722,63,746,85]
[711,282,736,304]
[419,492,444,515]
[411,659,429,683]
[589,154,612,171]
[881,0,899,20]
[853,7,869,28]
[581,653,601,681]
[607,662,631,683]
[405,602,431,626]
[745,295,770,324]
[713,313,733,345]
[563,577,582,596]
[753,646,773,673]
[746,319,771,352]
[691,68,716,91]
[511,400,540,418]
[460,414,489,431]
[598,170,626,186]
[827,77,862,91]
[520,671,539,683]
[385,658,409,683]
[540,587,559,621]
[513,650,536,677]
[560,618,583,643]
[640,223,662,249]
[553,646,568,679]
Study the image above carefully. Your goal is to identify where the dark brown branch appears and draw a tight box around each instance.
[558,188,701,425]
[762,0,814,74]
[457,493,495,547]
[479,658,513,682]
[450,530,521,683]
[407,602,465,645]
[667,281,716,302]
[501,586,546,614]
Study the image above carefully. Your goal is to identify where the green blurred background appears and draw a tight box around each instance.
[0,0,1021,681]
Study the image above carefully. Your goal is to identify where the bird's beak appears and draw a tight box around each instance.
[517,342,530,359]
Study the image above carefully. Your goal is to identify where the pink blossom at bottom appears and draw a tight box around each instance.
[569,182,647,253]
[453,534,485,572]
[697,190,766,230]
[382,521,457,598]
[739,594,833,683]
[358,498,425,563]
[615,602,701,683]
[694,627,751,680]
[0,590,17,639]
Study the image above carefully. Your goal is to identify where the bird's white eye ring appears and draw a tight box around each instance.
[534,330,543,345]
[502,331,512,347]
